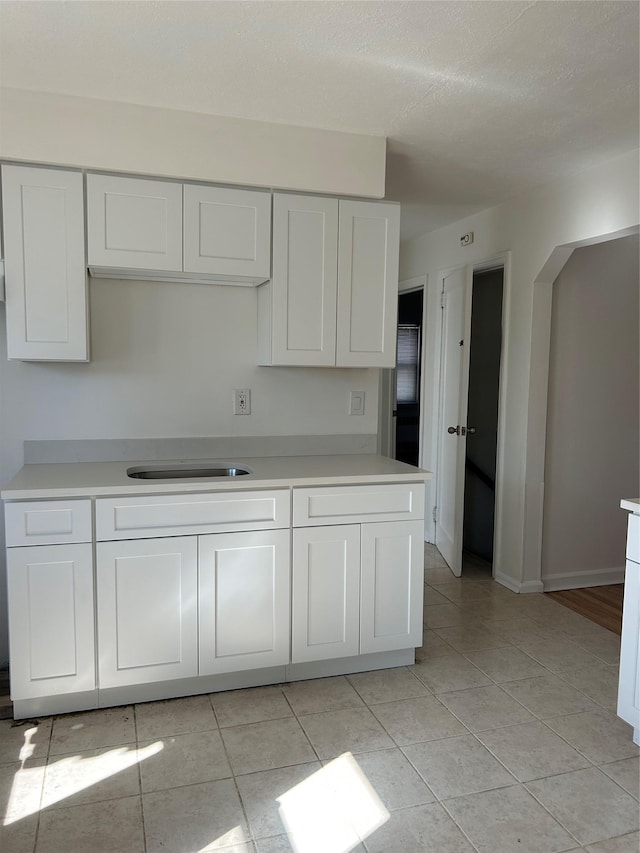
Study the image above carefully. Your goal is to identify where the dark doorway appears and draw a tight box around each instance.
[394,289,423,466]
[462,268,503,574]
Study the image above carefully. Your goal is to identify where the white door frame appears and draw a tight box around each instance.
[432,253,512,581]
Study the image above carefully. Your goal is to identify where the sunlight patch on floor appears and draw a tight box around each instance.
[277,751,389,852]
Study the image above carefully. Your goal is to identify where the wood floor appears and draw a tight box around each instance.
[546,584,624,635]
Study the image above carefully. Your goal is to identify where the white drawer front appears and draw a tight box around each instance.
[96,490,290,540]
[293,483,424,526]
[628,514,640,563]
[5,500,92,547]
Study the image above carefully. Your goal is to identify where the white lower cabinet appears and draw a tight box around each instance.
[361,520,424,654]
[292,519,424,663]
[199,529,290,674]
[7,544,95,699]
[96,537,198,688]
[618,514,640,744]
[292,525,361,663]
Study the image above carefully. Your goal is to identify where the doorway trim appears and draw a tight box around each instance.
[432,252,513,585]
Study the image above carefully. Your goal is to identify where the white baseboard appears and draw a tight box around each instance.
[494,571,544,594]
[542,566,625,592]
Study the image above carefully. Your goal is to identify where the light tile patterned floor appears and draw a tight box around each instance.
[0,545,638,852]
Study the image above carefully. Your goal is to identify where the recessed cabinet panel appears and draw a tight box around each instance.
[618,556,640,735]
[360,520,424,654]
[7,544,95,699]
[1,165,88,361]
[199,529,290,674]
[292,525,360,663]
[5,499,92,547]
[267,194,338,366]
[184,185,271,279]
[87,174,183,271]
[97,537,198,687]
[293,483,424,527]
[337,201,400,367]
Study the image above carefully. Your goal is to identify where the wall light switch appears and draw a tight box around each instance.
[349,390,365,416]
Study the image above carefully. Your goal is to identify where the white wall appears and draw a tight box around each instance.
[541,234,639,589]
[0,279,379,662]
[0,88,386,199]
[400,148,640,591]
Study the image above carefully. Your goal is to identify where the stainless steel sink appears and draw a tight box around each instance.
[127,463,252,480]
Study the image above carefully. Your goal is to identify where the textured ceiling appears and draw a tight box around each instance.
[0,0,638,240]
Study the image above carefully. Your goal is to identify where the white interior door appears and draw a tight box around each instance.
[435,267,472,575]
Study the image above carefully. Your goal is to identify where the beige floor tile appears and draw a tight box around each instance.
[501,674,598,718]
[0,815,38,853]
[433,624,511,652]
[49,706,136,756]
[0,760,45,822]
[222,718,316,775]
[403,734,515,799]
[410,652,492,694]
[424,568,458,584]
[143,778,250,852]
[236,761,321,838]
[585,832,640,852]
[41,745,140,810]
[515,637,603,672]
[350,748,435,810]
[545,709,639,765]
[443,784,575,853]
[424,586,452,607]
[459,597,537,622]
[0,719,52,765]
[370,696,467,745]
[211,685,293,728]
[423,604,468,629]
[134,694,218,739]
[430,581,493,604]
[347,667,429,704]
[255,836,365,853]
[465,646,549,683]
[600,757,640,800]
[36,794,144,853]
[282,676,363,716]
[437,685,536,732]
[561,663,620,711]
[415,630,459,662]
[570,631,621,665]
[477,720,591,781]
[479,616,550,643]
[298,706,393,759]
[527,767,639,845]
[363,801,476,852]
[139,729,231,792]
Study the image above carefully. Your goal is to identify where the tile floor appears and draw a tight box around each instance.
[0,545,638,852]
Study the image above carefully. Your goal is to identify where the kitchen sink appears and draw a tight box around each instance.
[127,463,252,480]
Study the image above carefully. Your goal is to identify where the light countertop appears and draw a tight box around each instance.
[621,498,640,514]
[2,454,432,500]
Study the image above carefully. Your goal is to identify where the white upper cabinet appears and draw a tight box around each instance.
[259,195,400,367]
[184,184,271,281]
[87,174,271,284]
[87,174,183,272]
[259,194,338,366]
[337,201,400,368]
[1,165,88,361]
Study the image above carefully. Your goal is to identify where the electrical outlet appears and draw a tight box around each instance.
[460,231,474,246]
[233,389,251,415]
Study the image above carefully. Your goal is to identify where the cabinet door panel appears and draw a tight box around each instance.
[292,525,360,663]
[184,185,271,280]
[337,201,400,367]
[199,529,290,674]
[1,165,88,361]
[360,520,423,653]
[87,174,183,271]
[270,194,338,365]
[7,544,95,698]
[97,537,198,687]
[618,557,639,732]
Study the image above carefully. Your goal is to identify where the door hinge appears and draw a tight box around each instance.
[440,292,445,309]
[432,505,437,524]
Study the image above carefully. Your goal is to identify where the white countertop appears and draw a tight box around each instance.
[621,498,640,514]
[1,454,432,500]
